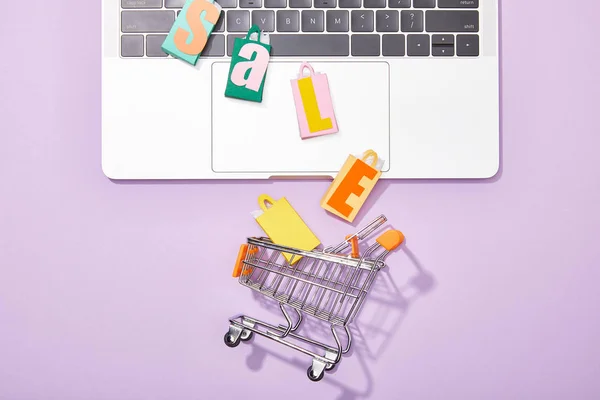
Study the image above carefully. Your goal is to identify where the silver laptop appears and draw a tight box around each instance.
[102,0,499,179]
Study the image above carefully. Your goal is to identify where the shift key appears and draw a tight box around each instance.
[121,11,175,33]
[425,10,478,32]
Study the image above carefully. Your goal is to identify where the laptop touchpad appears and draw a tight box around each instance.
[211,61,390,176]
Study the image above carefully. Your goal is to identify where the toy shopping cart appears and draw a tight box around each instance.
[224,215,405,382]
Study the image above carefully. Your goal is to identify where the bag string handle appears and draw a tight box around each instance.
[245,25,265,43]
[258,194,276,212]
[361,150,379,168]
[298,62,315,78]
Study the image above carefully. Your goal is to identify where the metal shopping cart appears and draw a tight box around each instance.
[224,215,405,382]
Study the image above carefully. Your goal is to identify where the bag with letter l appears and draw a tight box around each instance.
[290,62,338,139]
[225,25,271,102]
[320,150,384,223]
[251,194,320,264]
[161,0,222,65]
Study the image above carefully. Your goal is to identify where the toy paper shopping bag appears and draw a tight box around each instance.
[161,0,222,65]
[225,25,271,102]
[252,195,320,264]
[320,150,384,223]
[291,62,338,139]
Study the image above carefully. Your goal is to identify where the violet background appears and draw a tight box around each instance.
[2,0,600,399]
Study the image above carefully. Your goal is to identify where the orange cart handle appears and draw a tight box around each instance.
[376,229,405,251]
[345,234,360,258]
[232,244,248,278]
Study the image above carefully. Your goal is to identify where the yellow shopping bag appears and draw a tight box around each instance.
[252,194,320,264]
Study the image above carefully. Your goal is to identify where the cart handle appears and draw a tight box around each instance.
[232,244,257,278]
[345,234,360,258]
[376,229,405,251]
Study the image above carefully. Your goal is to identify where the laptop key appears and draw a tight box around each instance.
[164,0,186,7]
[351,10,374,32]
[146,34,168,56]
[388,0,410,7]
[201,34,226,56]
[432,44,453,56]
[426,11,479,32]
[277,10,300,32]
[351,34,380,56]
[289,0,311,7]
[240,0,262,8]
[456,34,479,56]
[382,34,405,56]
[269,34,349,56]
[227,10,250,31]
[215,0,237,7]
[121,11,175,33]
[121,35,144,57]
[413,0,435,7]
[438,0,478,7]
[327,10,349,32]
[215,13,225,31]
[432,34,453,45]
[253,10,275,31]
[400,10,423,32]
[407,34,429,56]
[364,0,385,7]
[227,34,244,56]
[302,11,325,32]
[122,0,162,8]
[376,10,398,32]
[315,0,336,7]
[265,0,286,7]
[339,0,361,7]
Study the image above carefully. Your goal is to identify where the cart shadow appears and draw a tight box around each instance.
[246,340,373,400]
[244,244,435,399]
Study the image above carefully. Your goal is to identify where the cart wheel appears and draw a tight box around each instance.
[240,330,254,342]
[307,366,324,382]
[224,332,241,348]
[325,363,335,371]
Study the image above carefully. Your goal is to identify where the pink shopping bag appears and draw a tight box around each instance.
[290,62,339,139]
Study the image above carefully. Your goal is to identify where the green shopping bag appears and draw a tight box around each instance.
[224,25,271,103]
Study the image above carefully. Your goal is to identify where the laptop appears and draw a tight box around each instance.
[102,0,499,179]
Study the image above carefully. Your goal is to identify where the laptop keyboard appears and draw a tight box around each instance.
[120,0,480,58]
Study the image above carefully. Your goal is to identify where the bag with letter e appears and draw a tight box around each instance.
[291,62,338,139]
[251,194,320,265]
[320,150,384,223]
[225,25,271,102]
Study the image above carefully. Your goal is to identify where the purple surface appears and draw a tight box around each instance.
[2,1,600,399]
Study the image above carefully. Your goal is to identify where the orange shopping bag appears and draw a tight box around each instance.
[320,150,384,223]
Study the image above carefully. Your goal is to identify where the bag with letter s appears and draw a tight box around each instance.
[161,0,222,65]
[251,194,320,264]
[320,150,384,223]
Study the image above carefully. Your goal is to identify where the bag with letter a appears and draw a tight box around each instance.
[291,62,338,139]
[320,150,384,223]
[251,194,320,264]
[225,25,271,102]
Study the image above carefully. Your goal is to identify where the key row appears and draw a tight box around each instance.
[225,9,477,33]
[121,9,478,33]
[121,33,479,57]
[123,0,478,8]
